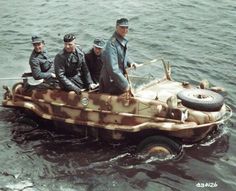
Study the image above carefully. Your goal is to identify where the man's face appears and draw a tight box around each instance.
[64,39,76,53]
[33,42,44,53]
[116,25,129,38]
[93,46,103,56]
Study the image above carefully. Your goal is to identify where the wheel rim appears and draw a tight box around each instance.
[190,93,214,102]
[137,136,182,161]
[148,146,171,155]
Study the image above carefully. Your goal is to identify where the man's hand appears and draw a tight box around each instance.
[74,89,81,95]
[74,88,86,95]
[51,73,56,78]
[89,83,99,90]
[130,62,141,70]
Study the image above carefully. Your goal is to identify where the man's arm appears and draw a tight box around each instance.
[105,42,129,91]
[81,54,93,87]
[30,57,53,80]
[54,54,82,94]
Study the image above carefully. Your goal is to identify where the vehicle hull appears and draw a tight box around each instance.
[2,81,231,144]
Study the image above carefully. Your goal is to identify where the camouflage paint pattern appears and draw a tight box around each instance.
[2,79,231,144]
[2,63,232,143]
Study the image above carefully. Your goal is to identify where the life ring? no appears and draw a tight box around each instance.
[177,89,224,111]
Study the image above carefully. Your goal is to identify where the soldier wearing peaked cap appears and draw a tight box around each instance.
[99,18,138,95]
[29,34,56,81]
[54,33,97,95]
[85,38,106,84]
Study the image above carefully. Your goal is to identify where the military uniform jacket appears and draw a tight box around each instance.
[29,50,54,80]
[100,32,132,94]
[85,49,103,84]
[54,47,93,92]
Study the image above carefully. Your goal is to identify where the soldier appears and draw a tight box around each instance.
[29,35,56,80]
[54,33,97,95]
[99,18,138,95]
[85,38,106,84]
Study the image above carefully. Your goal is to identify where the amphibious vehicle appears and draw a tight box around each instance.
[2,59,232,160]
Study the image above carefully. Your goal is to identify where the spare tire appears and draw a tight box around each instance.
[177,89,224,111]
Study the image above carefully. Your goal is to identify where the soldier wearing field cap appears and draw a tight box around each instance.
[99,18,138,95]
[54,33,97,95]
[29,34,56,80]
[85,38,106,84]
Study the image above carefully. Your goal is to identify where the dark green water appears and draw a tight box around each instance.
[0,0,235,190]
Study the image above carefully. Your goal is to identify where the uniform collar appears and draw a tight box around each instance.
[114,32,128,47]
